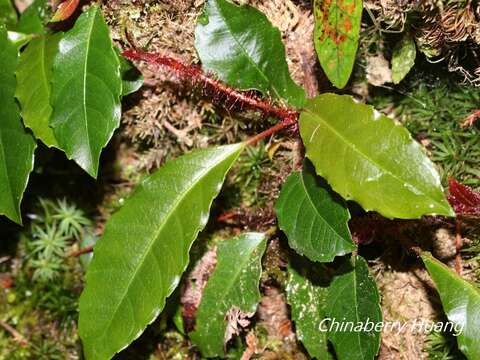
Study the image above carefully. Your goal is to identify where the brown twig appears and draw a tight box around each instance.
[67,244,94,257]
[455,220,463,275]
[0,319,28,347]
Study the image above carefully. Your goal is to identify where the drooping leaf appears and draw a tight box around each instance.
[195,0,305,107]
[313,0,362,88]
[448,178,480,217]
[0,0,17,28]
[391,36,416,84]
[50,0,80,22]
[0,26,36,224]
[16,33,60,147]
[422,253,480,359]
[117,48,144,96]
[15,0,49,34]
[79,144,244,360]
[326,255,382,360]
[286,261,332,360]
[50,5,122,178]
[275,161,355,262]
[300,93,454,219]
[190,232,266,358]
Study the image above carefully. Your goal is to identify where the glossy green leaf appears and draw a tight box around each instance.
[313,0,362,88]
[15,0,49,34]
[79,144,244,360]
[326,255,382,360]
[117,49,143,96]
[190,232,266,357]
[391,36,416,84]
[299,93,454,219]
[286,262,332,360]
[16,33,60,147]
[422,253,480,359]
[276,161,355,262]
[0,0,17,27]
[50,5,121,178]
[0,26,36,224]
[195,0,305,107]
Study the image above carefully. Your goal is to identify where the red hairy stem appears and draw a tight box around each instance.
[448,178,480,217]
[245,118,296,146]
[461,109,480,127]
[122,49,300,125]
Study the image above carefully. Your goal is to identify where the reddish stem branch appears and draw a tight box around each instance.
[245,119,296,146]
[122,49,300,125]
[0,320,28,347]
[461,109,480,128]
[67,244,94,257]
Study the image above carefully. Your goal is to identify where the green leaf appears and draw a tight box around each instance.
[275,161,355,262]
[79,144,244,360]
[299,93,454,219]
[16,33,60,147]
[391,36,416,84]
[50,5,122,178]
[0,0,17,28]
[195,0,305,107]
[117,49,143,96]
[313,0,362,88]
[286,261,332,360]
[326,255,382,360]
[0,26,36,224]
[422,253,480,360]
[7,31,34,48]
[190,232,266,358]
[15,0,49,34]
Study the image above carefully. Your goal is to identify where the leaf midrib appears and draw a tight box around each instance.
[80,8,95,170]
[299,171,348,243]
[97,149,238,341]
[304,107,445,210]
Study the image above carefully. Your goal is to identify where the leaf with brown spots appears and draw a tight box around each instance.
[313,0,362,88]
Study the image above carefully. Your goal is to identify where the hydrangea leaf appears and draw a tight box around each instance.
[50,5,121,178]
[313,0,362,88]
[391,36,416,84]
[275,161,355,262]
[299,93,454,219]
[0,26,36,224]
[422,253,480,360]
[79,144,244,360]
[190,232,266,357]
[326,255,382,360]
[16,33,60,147]
[195,0,305,107]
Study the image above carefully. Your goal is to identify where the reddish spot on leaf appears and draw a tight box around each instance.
[50,0,80,22]
[344,18,352,32]
[0,274,13,289]
[448,178,480,216]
